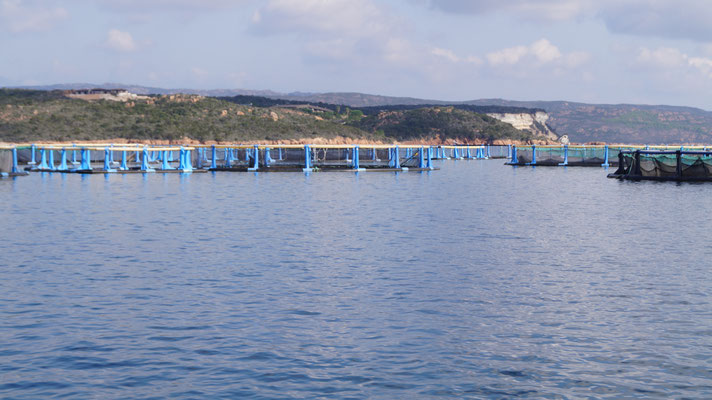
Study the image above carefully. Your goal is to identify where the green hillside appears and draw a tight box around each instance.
[351,106,532,142]
[0,89,533,143]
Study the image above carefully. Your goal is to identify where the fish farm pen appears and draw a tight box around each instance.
[0,143,504,176]
[506,144,709,167]
[608,149,712,182]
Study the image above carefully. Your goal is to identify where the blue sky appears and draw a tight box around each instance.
[2,0,712,109]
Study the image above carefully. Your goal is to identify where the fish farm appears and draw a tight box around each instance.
[0,143,507,177]
[607,149,712,181]
[506,144,710,167]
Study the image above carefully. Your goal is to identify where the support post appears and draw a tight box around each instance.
[601,145,609,167]
[72,145,79,165]
[178,147,193,172]
[103,148,116,172]
[80,149,92,170]
[57,148,68,171]
[48,149,56,170]
[28,144,37,165]
[119,151,128,170]
[161,150,174,170]
[510,146,518,164]
[394,146,401,169]
[530,145,537,165]
[303,145,312,172]
[559,145,569,166]
[419,146,425,168]
[453,146,460,159]
[141,147,154,172]
[278,147,283,160]
[211,145,217,169]
[372,147,377,161]
[225,147,233,168]
[265,147,272,167]
[248,145,259,171]
[37,148,49,170]
[427,147,434,169]
[466,146,472,159]
[11,148,19,173]
[353,146,363,170]
[486,145,491,159]
[507,144,512,159]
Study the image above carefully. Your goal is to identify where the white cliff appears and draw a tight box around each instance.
[487,111,558,140]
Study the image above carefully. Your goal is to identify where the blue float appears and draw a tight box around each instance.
[141,147,154,172]
[57,148,68,171]
[248,145,259,171]
[80,149,92,171]
[303,145,312,172]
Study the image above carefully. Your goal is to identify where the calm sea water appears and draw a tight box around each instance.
[1,160,712,399]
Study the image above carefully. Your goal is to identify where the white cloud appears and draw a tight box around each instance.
[431,47,460,62]
[105,29,137,52]
[486,39,578,67]
[487,45,528,66]
[0,0,68,33]
[250,0,419,67]
[636,46,712,79]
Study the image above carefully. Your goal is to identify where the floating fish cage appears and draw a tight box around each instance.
[505,145,705,167]
[197,144,438,172]
[608,150,712,181]
[14,144,201,174]
[8,143,450,175]
[430,145,499,160]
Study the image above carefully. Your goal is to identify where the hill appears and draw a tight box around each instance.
[272,93,712,144]
[351,106,531,142]
[0,89,534,144]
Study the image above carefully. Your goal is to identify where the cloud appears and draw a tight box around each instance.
[105,29,137,52]
[251,0,392,37]
[0,0,68,33]
[420,0,712,42]
[636,46,712,79]
[600,0,712,42]
[486,39,587,68]
[250,0,416,66]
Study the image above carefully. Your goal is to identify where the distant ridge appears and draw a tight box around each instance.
[7,83,712,144]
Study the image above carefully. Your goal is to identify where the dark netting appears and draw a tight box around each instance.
[0,150,13,173]
[610,151,712,181]
[516,148,533,164]
[533,147,565,165]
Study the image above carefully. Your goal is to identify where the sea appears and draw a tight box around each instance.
[1,160,711,399]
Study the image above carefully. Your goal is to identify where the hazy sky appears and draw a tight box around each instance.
[3,0,712,108]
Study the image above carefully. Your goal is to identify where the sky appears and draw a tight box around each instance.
[2,0,712,109]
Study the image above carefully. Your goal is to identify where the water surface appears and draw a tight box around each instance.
[1,161,711,398]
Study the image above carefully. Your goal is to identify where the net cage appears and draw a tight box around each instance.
[15,145,198,171]
[12,144,442,171]
[487,145,510,159]
[510,145,639,166]
[195,145,432,170]
[610,150,712,181]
